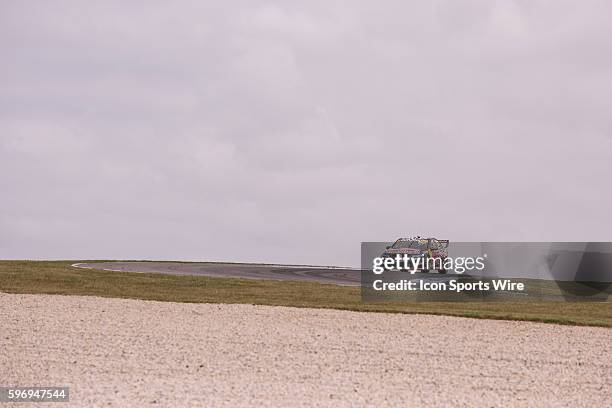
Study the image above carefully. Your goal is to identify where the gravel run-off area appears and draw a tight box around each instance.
[1,293,610,407]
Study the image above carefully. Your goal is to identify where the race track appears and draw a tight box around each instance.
[73,261,363,286]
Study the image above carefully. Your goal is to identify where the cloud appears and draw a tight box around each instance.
[1,1,611,265]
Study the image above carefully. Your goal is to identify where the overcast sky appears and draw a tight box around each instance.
[1,1,611,265]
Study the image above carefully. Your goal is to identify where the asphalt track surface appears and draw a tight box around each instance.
[74,262,366,286]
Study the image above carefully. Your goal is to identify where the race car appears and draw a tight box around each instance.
[381,237,449,273]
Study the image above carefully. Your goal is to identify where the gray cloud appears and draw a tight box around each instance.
[1,0,611,265]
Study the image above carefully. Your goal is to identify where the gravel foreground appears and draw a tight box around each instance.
[1,293,610,407]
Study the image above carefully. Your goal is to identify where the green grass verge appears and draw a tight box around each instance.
[1,261,611,327]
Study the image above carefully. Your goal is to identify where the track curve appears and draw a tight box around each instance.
[73,262,363,286]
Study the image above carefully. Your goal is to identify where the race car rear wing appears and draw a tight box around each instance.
[437,239,449,248]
